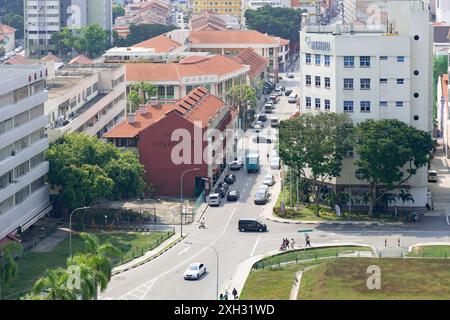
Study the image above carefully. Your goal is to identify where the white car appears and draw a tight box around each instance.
[207,193,221,206]
[254,121,263,132]
[184,262,206,280]
[263,174,275,186]
[270,157,281,170]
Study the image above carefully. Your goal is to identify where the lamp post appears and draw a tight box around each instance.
[69,206,91,259]
[185,241,219,300]
[180,168,200,237]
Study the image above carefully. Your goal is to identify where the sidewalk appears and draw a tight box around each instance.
[220,242,377,299]
[112,233,183,275]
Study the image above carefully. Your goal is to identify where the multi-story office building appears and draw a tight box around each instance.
[299,0,433,207]
[0,65,52,241]
[25,0,61,59]
[193,0,243,21]
[60,0,112,34]
[45,64,126,142]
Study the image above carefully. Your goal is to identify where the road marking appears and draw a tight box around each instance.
[177,247,191,256]
[250,236,261,257]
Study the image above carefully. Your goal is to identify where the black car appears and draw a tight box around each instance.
[285,89,293,96]
[256,136,272,144]
[287,73,295,78]
[238,218,267,232]
[258,113,268,122]
[224,174,236,185]
[227,190,240,201]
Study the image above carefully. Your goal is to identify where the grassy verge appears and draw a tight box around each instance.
[407,245,450,258]
[299,258,450,300]
[254,246,372,269]
[3,231,172,299]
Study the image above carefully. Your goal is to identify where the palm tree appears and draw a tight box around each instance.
[397,189,414,206]
[67,255,99,300]
[28,268,76,300]
[77,233,122,300]
[0,242,22,300]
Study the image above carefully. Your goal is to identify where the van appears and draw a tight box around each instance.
[254,186,269,204]
[207,193,221,206]
[264,103,273,113]
[428,170,438,182]
[270,117,279,128]
[238,218,267,232]
[288,92,297,103]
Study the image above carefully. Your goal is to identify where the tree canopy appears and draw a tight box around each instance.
[245,6,305,45]
[3,13,24,39]
[113,24,177,47]
[112,6,125,22]
[46,133,146,211]
[354,119,434,214]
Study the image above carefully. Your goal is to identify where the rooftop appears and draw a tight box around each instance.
[132,34,181,53]
[0,64,44,85]
[234,48,268,79]
[189,30,283,45]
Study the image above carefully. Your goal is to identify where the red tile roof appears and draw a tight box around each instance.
[191,11,228,31]
[0,24,16,34]
[234,48,268,79]
[5,55,30,65]
[41,53,62,63]
[132,34,181,53]
[190,30,281,45]
[104,87,225,138]
[68,54,93,65]
[126,55,248,81]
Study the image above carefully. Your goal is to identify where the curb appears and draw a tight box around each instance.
[407,241,450,253]
[265,216,403,226]
[112,234,186,276]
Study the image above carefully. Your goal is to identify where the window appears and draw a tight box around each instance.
[0,196,13,214]
[324,99,331,110]
[360,101,371,112]
[324,55,331,66]
[30,104,44,119]
[315,98,321,109]
[344,78,354,90]
[315,76,321,87]
[305,53,311,64]
[217,82,223,95]
[315,54,321,65]
[360,78,371,90]
[396,101,403,107]
[0,118,13,135]
[158,86,165,97]
[343,101,354,112]
[397,56,405,62]
[380,101,388,107]
[14,110,30,128]
[380,56,388,60]
[397,79,404,84]
[0,170,12,189]
[344,56,354,67]
[15,186,30,205]
[360,56,371,67]
[306,75,311,86]
[14,161,30,179]
[31,176,45,193]
[14,135,29,152]
[31,152,45,168]
[305,97,311,108]
[380,78,388,84]
[325,77,331,89]
[166,85,174,98]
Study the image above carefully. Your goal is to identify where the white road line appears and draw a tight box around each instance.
[177,247,191,256]
[250,236,261,257]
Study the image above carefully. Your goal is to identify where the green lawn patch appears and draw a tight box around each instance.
[299,258,450,300]
[407,245,450,258]
[2,231,172,300]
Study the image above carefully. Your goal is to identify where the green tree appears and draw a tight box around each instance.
[354,119,434,215]
[3,13,24,39]
[397,189,414,206]
[0,242,22,300]
[112,5,125,22]
[74,24,110,58]
[279,113,353,216]
[127,90,143,112]
[132,81,158,103]
[50,27,76,57]
[115,23,177,47]
[28,268,76,300]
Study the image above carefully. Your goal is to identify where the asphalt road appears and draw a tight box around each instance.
[100,72,450,301]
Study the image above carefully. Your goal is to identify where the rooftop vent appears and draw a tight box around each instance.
[128,113,136,124]
[139,104,147,115]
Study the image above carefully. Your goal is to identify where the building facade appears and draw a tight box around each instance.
[299,0,433,207]
[193,0,243,21]
[45,64,126,142]
[0,65,52,241]
[25,0,61,59]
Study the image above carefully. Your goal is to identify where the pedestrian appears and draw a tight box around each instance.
[291,238,295,249]
[286,238,290,249]
[305,234,311,247]
[426,203,431,211]
[219,293,224,300]
[232,288,238,300]
[224,290,229,300]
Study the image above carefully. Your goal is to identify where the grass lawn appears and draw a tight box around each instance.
[299,258,450,300]
[2,231,172,299]
[254,246,372,268]
[407,245,450,258]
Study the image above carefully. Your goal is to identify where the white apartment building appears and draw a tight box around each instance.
[0,65,52,241]
[25,0,61,59]
[45,64,127,142]
[300,0,433,207]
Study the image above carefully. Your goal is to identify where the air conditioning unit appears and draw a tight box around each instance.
[11,150,17,156]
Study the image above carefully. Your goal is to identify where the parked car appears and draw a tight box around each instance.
[288,92,298,103]
[254,186,269,204]
[254,120,263,132]
[214,185,227,198]
[270,117,279,128]
[263,174,275,186]
[270,156,281,169]
[207,193,221,206]
[230,159,242,171]
[258,113,268,122]
[270,95,279,103]
[238,218,267,232]
[428,170,438,182]
[224,174,236,184]
[274,87,283,96]
[287,73,295,78]
[284,89,293,96]
[184,262,206,280]
[264,103,273,113]
[227,190,240,201]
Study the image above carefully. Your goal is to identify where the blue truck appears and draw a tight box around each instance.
[246,153,260,173]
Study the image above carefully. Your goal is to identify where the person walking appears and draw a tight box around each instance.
[291,238,295,249]
[232,288,238,300]
[224,290,229,300]
[219,293,224,300]
[305,234,311,247]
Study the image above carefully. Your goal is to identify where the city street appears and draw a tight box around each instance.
[99,71,450,301]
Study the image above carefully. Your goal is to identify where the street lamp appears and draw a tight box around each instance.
[180,168,200,237]
[185,241,219,300]
[69,206,91,259]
